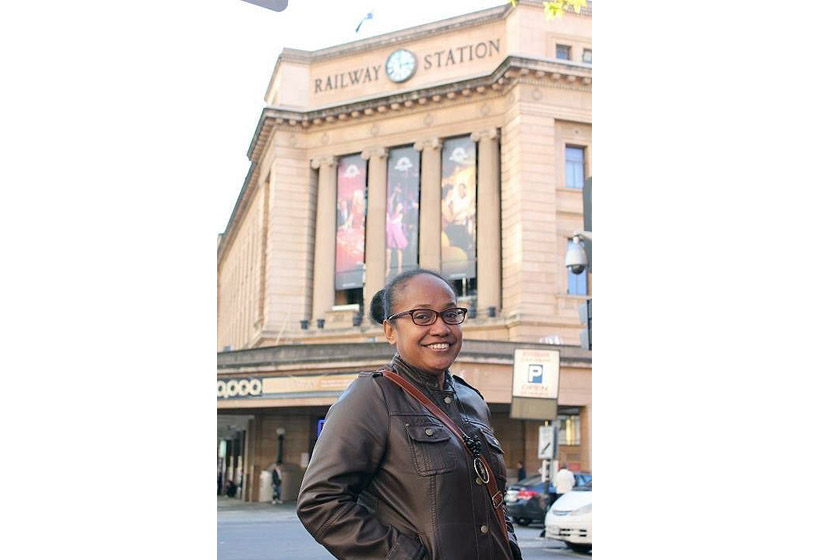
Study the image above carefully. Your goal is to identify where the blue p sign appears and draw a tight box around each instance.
[528,364,543,383]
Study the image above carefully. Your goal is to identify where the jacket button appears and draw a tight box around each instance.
[475,477,483,485]
[444,396,452,404]
[425,428,434,436]
[480,525,489,534]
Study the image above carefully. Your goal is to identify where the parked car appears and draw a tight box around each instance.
[505,475,548,526]
[543,482,592,553]
[505,473,592,526]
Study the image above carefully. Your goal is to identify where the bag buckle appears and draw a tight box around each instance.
[491,491,504,509]
[473,457,490,484]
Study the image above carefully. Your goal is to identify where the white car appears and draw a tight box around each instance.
[543,484,592,553]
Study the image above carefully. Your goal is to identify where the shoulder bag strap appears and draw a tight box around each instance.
[381,369,512,555]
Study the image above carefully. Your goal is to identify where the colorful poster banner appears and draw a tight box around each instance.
[440,136,477,280]
[335,154,367,290]
[385,147,420,282]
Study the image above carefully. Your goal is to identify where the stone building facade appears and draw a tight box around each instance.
[217,1,592,502]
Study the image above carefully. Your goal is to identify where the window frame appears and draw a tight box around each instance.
[555,43,572,60]
[564,145,586,190]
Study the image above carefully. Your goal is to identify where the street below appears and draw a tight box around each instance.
[218,497,592,559]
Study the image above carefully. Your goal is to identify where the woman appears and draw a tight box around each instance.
[297,269,521,560]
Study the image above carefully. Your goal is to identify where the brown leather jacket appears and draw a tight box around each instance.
[297,356,522,560]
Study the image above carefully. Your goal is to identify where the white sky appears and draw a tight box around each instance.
[210,0,507,234]
[4,2,839,556]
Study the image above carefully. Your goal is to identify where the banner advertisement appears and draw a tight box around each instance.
[440,136,476,280]
[335,154,368,290]
[385,146,420,282]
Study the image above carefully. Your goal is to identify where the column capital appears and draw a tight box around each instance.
[310,155,337,169]
[469,129,499,142]
[361,146,388,160]
[413,137,441,152]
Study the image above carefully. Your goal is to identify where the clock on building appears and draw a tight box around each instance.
[385,49,417,83]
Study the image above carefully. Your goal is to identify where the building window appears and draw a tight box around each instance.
[558,414,581,446]
[452,277,477,299]
[334,287,363,306]
[566,240,588,295]
[555,44,571,60]
[565,146,585,189]
[582,48,592,64]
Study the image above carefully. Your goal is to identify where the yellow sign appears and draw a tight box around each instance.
[261,374,358,395]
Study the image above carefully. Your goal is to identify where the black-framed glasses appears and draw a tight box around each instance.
[386,307,468,326]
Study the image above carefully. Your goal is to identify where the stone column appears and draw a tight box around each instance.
[361,146,388,321]
[413,138,442,271]
[310,156,337,323]
[471,129,501,313]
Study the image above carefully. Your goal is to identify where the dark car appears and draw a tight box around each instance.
[505,473,592,527]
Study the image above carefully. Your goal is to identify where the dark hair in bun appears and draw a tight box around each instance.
[369,268,455,324]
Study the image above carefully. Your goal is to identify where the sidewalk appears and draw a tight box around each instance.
[217,495,297,511]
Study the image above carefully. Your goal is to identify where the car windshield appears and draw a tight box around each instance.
[574,481,592,491]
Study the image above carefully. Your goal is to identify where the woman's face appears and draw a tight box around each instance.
[383,274,463,375]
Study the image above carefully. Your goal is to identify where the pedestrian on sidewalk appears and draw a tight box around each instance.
[271,463,283,505]
[297,269,522,560]
[553,462,576,502]
[516,461,526,481]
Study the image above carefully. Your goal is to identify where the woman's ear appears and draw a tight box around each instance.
[383,320,397,346]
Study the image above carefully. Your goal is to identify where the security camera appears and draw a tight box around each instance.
[565,237,588,275]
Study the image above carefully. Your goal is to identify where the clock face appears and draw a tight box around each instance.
[385,49,417,83]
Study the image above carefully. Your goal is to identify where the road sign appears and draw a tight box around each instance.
[512,349,560,399]
[511,348,561,420]
[538,425,556,460]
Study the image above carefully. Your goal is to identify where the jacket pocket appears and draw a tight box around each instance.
[477,425,507,481]
[386,531,427,560]
[405,423,457,476]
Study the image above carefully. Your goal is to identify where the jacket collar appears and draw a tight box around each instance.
[389,354,453,392]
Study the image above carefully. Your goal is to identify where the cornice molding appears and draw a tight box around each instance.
[250,55,591,160]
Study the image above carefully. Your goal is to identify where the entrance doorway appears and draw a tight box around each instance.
[218,415,252,499]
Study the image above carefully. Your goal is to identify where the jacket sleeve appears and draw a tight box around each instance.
[505,502,522,560]
[296,376,426,560]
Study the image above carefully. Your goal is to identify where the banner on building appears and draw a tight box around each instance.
[440,136,476,281]
[335,154,368,290]
[386,146,420,282]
